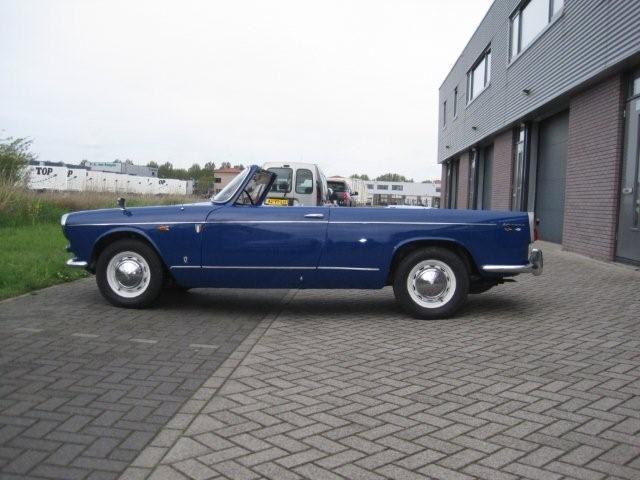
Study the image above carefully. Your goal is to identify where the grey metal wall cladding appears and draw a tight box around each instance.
[535,111,569,244]
[438,0,640,163]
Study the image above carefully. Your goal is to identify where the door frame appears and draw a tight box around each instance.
[615,69,640,265]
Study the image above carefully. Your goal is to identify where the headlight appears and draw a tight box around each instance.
[61,213,69,226]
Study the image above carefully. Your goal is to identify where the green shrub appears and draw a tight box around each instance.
[0,137,36,184]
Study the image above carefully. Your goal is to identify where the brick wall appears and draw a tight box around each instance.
[456,152,470,208]
[491,129,514,210]
[563,74,624,261]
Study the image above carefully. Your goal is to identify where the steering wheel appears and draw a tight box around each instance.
[242,189,255,205]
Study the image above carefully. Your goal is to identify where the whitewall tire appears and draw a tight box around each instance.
[96,239,164,308]
[393,247,469,319]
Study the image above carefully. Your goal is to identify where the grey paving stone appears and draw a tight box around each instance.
[3,245,640,480]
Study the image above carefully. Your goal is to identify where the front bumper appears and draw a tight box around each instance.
[66,258,88,268]
[482,248,543,276]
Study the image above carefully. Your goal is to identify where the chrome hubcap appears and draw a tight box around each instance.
[407,259,456,309]
[106,251,150,298]
[114,258,144,289]
[415,267,448,299]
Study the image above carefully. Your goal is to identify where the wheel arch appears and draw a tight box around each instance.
[386,238,480,285]
[90,228,166,274]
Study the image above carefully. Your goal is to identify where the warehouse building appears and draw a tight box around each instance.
[438,0,640,264]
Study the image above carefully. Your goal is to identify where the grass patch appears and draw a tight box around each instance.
[0,223,89,301]
[0,181,203,300]
[0,179,200,228]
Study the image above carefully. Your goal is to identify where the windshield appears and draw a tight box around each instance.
[236,170,273,205]
[212,167,251,203]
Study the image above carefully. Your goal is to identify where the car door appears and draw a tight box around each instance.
[201,204,329,288]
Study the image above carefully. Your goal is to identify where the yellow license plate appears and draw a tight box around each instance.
[265,198,290,206]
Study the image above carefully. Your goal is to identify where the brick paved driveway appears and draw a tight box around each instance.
[0,282,288,479]
[2,243,640,479]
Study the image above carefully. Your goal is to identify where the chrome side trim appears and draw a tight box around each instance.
[205,220,495,226]
[482,248,543,276]
[66,258,88,268]
[169,265,380,271]
[330,221,497,226]
[206,220,328,224]
[318,266,380,271]
[170,265,316,270]
[70,221,202,226]
[71,220,496,227]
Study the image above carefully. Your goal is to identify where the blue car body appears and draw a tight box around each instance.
[63,166,539,294]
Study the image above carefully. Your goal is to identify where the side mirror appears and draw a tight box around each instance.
[117,197,126,210]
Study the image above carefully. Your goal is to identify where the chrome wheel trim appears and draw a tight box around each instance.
[106,251,150,298]
[407,259,456,309]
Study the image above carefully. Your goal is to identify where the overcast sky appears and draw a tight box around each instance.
[1,0,493,181]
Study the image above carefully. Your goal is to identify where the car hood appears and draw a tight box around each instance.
[63,202,221,226]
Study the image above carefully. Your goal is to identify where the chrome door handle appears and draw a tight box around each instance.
[304,213,325,219]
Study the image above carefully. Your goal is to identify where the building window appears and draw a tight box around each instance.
[467,47,491,103]
[214,177,221,183]
[378,185,389,190]
[367,184,374,189]
[442,101,447,127]
[453,87,458,117]
[510,0,564,59]
[511,124,530,211]
[392,185,403,191]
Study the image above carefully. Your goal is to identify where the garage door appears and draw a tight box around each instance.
[535,111,569,243]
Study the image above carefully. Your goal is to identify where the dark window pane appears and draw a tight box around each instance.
[453,87,458,116]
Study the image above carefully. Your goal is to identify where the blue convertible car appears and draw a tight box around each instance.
[62,165,542,319]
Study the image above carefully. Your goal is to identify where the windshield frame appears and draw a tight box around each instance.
[211,167,252,204]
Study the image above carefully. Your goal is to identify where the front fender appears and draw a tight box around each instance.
[92,227,165,265]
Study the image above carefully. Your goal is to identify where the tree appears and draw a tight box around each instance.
[80,159,89,167]
[158,162,174,179]
[220,161,232,169]
[147,161,159,168]
[187,163,201,178]
[204,162,216,171]
[350,173,370,181]
[0,136,37,183]
[233,164,244,170]
[375,173,413,182]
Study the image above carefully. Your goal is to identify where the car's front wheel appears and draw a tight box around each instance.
[96,239,164,308]
[393,247,469,319]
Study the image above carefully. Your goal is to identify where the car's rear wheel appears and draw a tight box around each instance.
[96,239,164,308]
[393,247,469,319]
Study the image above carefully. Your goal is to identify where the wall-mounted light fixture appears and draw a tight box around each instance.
[522,88,531,95]
[471,126,478,131]
[445,145,451,149]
